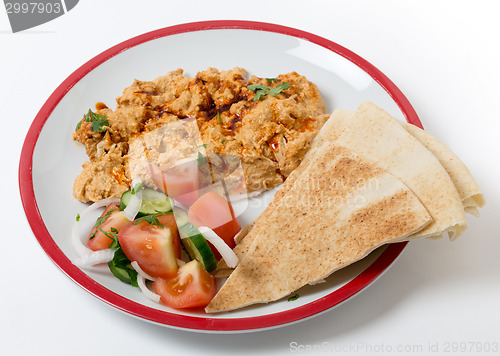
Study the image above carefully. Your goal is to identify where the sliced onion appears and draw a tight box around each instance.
[122,178,143,220]
[71,219,92,257]
[136,274,161,303]
[198,226,239,268]
[72,197,121,257]
[80,197,121,216]
[131,261,156,281]
[73,248,116,267]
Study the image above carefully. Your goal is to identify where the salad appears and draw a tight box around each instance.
[72,178,241,310]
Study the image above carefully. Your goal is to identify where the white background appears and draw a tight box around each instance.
[2,1,499,355]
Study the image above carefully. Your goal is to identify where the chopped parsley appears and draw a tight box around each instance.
[75,109,109,132]
[288,294,300,302]
[76,214,80,222]
[89,208,115,240]
[131,182,143,195]
[248,81,290,101]
[216,111,221,124]
[196,143,208,167]
[132,213,166,227]
[100,227,119,242]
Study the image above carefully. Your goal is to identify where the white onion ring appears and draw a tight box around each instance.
[198,226,239,268]
[122,178,143,221]
[71,218,92,257]
[136,274,161,303]
[80,197,121,216]
[72,197,121,257]
[73,248,116,267]
[131,261,156,281]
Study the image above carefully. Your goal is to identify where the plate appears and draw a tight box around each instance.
[19,20,422,333]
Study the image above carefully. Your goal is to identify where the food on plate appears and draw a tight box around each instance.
[209,102,483,311]
[205,143,432,312]
[72,95,483,313]
[73,183,240,309]
[72,68,329,203]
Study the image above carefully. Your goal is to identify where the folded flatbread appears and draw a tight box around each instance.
[331,102,466,240]
[215,103,481,275]
[401,122,485,217]
[206,144,432,312]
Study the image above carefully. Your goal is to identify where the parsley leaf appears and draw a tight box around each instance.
[247,82,290,101]
[196,143,208,167]
[76,109,109,132]
[99,227,118,242]
[76,214,80,222]
[288,294,300,302]
[89,209,115,240]
[131,182,143,195]
[266,78,278,84]
[197,151,207,167]
[132,213,166,227]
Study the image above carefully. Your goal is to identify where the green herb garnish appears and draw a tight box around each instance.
[248,81,290,101]
[75,109,109,132]
[100,227,119,242]
[132,213,165,227]
[76,214,80,222]
[288,294,300,302]
[89,209,115,240]
[266,78,278,84]
[131,182,143,195]
[196,143,208,167]
[216,111,221,124]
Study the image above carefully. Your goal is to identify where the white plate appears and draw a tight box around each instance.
[19,20,422,333]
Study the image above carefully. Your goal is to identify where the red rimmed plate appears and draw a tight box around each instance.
[19,20,421,333]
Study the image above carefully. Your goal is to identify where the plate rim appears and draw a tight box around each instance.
[19,20,420,332]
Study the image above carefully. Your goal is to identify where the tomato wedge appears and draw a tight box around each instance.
[117,214,181,279]
[152,260,217,309]
[188,192,240,256]
[87,204,129,251]
[146,161,199,206]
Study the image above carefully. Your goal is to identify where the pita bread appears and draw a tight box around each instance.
[401,122,484,217]
[214,110,354,274]
[331,102,466,240]
[206,144,431,312]
[215,102,482,279]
